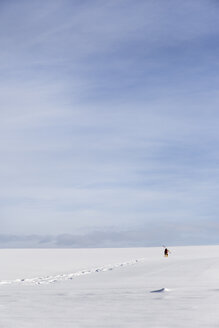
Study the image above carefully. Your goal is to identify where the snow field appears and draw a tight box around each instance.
[0,246,219,327]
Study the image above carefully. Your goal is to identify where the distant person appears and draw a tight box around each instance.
[164,248,170,257]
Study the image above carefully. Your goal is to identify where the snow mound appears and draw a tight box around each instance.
[150,288,170,293]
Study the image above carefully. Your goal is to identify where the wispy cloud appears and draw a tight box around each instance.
[0,1,219,244]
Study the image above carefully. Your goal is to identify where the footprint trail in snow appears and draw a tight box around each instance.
[0,258,145,286]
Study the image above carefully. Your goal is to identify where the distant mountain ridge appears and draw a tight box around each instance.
[0,230,217,248]
[0,232,149,248]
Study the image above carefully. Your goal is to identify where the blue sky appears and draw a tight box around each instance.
[1,0,219,245]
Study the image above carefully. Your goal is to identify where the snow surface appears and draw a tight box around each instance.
[0,246,219,327]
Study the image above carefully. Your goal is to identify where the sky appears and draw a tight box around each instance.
[1,0,219,246]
